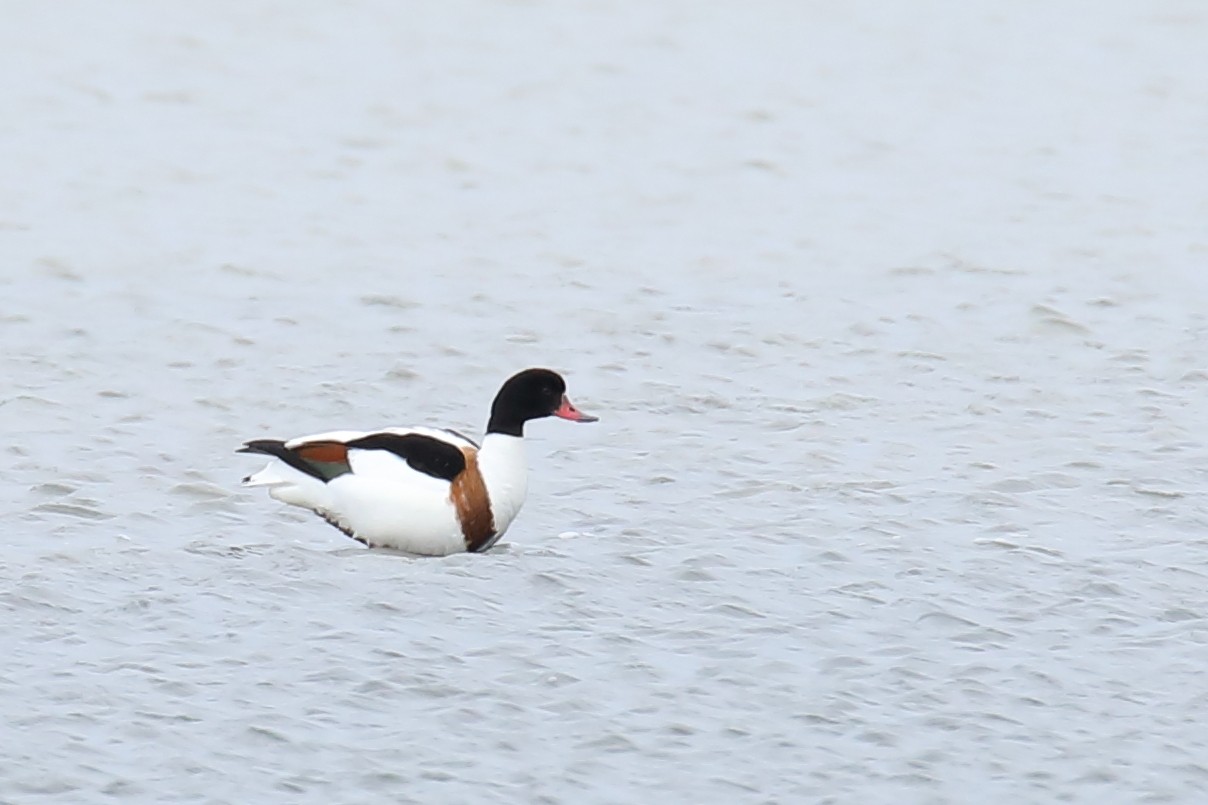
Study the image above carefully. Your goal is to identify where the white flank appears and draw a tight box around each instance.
[326,446,464,556]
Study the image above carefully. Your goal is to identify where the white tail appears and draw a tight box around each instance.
[243,461,334,512]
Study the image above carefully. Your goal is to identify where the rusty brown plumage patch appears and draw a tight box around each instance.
[290,440,354,481]
[450,447,496,552]
[295,441,349,464]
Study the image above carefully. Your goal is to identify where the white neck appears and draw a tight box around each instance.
[478,433,528,535]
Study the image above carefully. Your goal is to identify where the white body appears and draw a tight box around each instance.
[243,428,528,556]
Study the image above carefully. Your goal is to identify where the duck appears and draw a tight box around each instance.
[238,368,597,556]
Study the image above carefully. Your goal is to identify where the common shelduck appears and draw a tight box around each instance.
[238,368,597,556]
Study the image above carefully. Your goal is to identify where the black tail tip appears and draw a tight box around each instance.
[237,439,285,457]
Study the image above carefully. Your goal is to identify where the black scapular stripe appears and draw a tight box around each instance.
[345,432,466,482]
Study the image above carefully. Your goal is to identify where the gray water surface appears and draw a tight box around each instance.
[4,2,1208,803]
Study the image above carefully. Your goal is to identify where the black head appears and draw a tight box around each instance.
[486,368,598,436]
